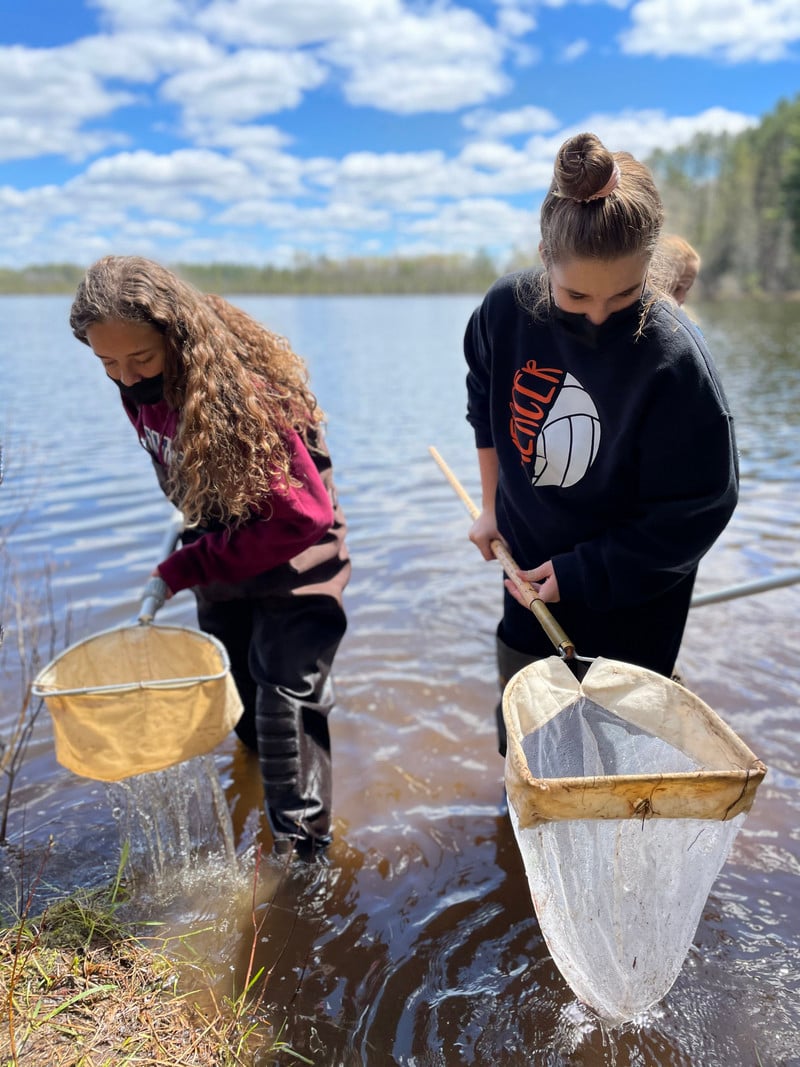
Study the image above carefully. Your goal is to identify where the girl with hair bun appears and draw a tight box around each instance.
[70,256,350,859]
[464,132,738,755]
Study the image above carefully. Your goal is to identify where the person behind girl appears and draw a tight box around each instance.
[70,256,350,859]
[656,233,701,305]
[464,132,738,755]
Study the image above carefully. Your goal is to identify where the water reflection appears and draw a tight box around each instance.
[1,295,799,1065]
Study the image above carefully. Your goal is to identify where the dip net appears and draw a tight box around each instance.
[503,655,766,1026]
[33,621,242,782]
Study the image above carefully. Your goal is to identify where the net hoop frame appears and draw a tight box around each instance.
[32,623,231,698]
[503,655,766,828]
[31,622,242,781]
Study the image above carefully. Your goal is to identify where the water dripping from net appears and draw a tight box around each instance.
[108,753,240,901]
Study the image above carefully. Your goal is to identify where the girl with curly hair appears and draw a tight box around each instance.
[70,256,350,859]
[464,133,738,755]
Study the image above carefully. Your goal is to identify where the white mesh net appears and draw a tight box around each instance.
[503,657,764,1026]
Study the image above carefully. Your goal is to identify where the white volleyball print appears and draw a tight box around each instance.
[532,373,601,487]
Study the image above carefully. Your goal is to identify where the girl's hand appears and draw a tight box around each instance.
[505,561,560,604]
[468,510,505,561]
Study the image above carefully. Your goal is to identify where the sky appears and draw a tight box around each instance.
[1,0,799,269]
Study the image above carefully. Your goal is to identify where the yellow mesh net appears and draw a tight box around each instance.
[33,624,242,782]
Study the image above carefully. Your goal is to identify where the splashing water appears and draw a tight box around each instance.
[109,754,239,897]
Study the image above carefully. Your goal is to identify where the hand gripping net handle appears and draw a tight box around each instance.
[137,514,183,625]
[429,447,575,660]
[138,576,169,625]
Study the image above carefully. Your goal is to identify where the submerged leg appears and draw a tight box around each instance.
[194,596,258,751]
[249,595,347,854]
[495,630,542,758]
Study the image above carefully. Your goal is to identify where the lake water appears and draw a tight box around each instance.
[1,293,798,1066]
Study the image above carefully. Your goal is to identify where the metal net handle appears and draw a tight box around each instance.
[138,576,169,624]
[137,516,183,624]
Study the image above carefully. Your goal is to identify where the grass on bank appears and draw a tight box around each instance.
[2,460,313,1066]
[0,848,312,1067]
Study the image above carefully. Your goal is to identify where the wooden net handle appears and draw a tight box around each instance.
[429,446,575,659]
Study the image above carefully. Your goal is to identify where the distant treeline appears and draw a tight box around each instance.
[0,263,87,295]
[651,92,800,297]
[183,252,500,295]
[0,253,501,297]
[2,93,798,297]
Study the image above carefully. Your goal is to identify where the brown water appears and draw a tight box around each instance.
[1,295,799,1065]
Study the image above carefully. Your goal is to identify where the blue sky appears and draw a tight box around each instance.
[2,0,799,268]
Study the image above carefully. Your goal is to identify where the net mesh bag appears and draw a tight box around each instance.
[503,656,766,1026]
[33,623,243,782]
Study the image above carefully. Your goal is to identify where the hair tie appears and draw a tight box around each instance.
[582,162,621,202]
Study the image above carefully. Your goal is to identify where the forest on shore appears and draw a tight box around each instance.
[2,93,798,298]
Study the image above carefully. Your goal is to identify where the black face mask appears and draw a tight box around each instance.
[551,299,643,349]
[114,373,165,406]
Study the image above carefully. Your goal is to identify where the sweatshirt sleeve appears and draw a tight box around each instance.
[464,297,496,450]
[553,356,740,612]
[156,429,335,594]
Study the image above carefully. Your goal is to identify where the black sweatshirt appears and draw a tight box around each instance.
[464,271,739,671]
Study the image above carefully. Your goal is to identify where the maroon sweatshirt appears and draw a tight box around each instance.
[122,397,349,601]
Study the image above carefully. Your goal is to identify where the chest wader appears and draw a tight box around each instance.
[195,589,347,856]
[496,631,542,758]
[180,431,349,858]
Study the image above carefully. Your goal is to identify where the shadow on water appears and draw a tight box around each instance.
[1,295,799,1065]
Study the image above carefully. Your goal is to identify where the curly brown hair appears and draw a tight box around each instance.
[69,256,323,527]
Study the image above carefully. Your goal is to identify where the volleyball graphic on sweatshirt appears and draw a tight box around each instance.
[531,373,601,488]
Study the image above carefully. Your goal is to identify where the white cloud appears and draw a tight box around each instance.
[494,1,537,37]
[162,49,328,127]
[68,31,222,81]
[76,148,255,209]
[406,197,537,252]
[330,141,545,207]
[460,141,528,170]
[163,235,274,264]
[540,0,629,8]
[462,105,560,138]
[564,106,759,159]
[326,7,510,113]
[0,0,785,270]
[0,45,134,162]
[0,30,230,163]
[197,124,293,152]
[198,0,396,46]
[215,198,390,232]
[333,150,470,206]
[0,117,127,166]
[336,151,448,183]
[88,0,189,30]
[192,125,321,198]
[562,38,590,61]
[621,0,800,61]
[0,3,518,170]
[117,218,191,239]
[0,101,762,268]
